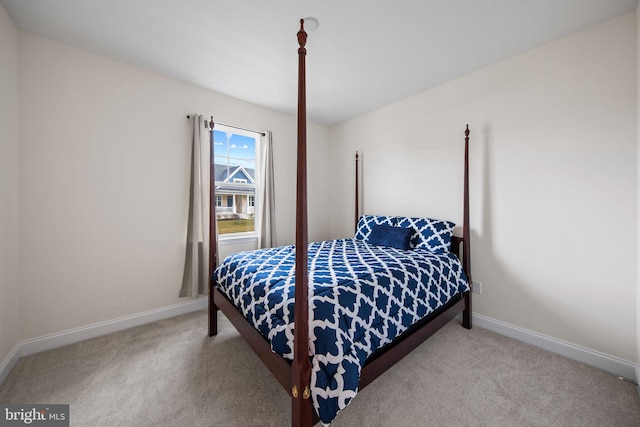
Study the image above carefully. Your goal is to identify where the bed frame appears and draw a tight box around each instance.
[207,19,472,427]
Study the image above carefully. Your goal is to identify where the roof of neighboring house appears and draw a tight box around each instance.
[214,164,255,195]
[213,164,255,183]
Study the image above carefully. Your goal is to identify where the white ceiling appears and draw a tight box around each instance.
[1,0,638,125]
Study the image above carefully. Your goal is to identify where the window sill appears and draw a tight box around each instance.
[218,235,259,246]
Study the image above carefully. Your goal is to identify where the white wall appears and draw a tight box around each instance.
[0,3,20,367]
[17,32,330,340]
[330,13,637,361]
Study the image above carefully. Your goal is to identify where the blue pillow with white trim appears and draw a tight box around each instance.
[354,215,396,241]
[396,216,455,253]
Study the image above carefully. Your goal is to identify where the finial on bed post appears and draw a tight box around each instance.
[462,124,472,329]
[298,19,307,52]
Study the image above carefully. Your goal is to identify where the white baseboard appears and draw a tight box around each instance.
[472,313,637,381]
[0,297,207,384]
[0,343,21,385]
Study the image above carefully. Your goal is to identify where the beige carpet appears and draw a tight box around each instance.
[1,310,639,426]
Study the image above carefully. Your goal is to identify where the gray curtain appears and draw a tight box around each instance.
[180,115,207,297]
[259,130,277,248]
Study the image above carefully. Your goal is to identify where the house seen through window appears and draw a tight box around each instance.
[212,124,260,237]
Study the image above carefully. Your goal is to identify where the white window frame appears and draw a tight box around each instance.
[213,124,261,242]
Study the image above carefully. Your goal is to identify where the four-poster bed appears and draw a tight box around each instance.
[207,19,472,426]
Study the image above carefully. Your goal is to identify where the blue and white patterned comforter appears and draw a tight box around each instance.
[214,238,469,424]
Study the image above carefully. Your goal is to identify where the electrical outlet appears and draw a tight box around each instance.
[472,280,482,294]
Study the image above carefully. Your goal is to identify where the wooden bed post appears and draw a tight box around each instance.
[462,124,472,329]
[292,19,313,427]
[209,117,219,337]
[355,151,359,231]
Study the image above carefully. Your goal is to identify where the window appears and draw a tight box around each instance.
[212,124,260,237]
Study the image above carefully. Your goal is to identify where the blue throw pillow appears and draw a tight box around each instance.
[368,225,412,250]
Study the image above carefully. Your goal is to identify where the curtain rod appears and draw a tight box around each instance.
[186,115,265,136]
